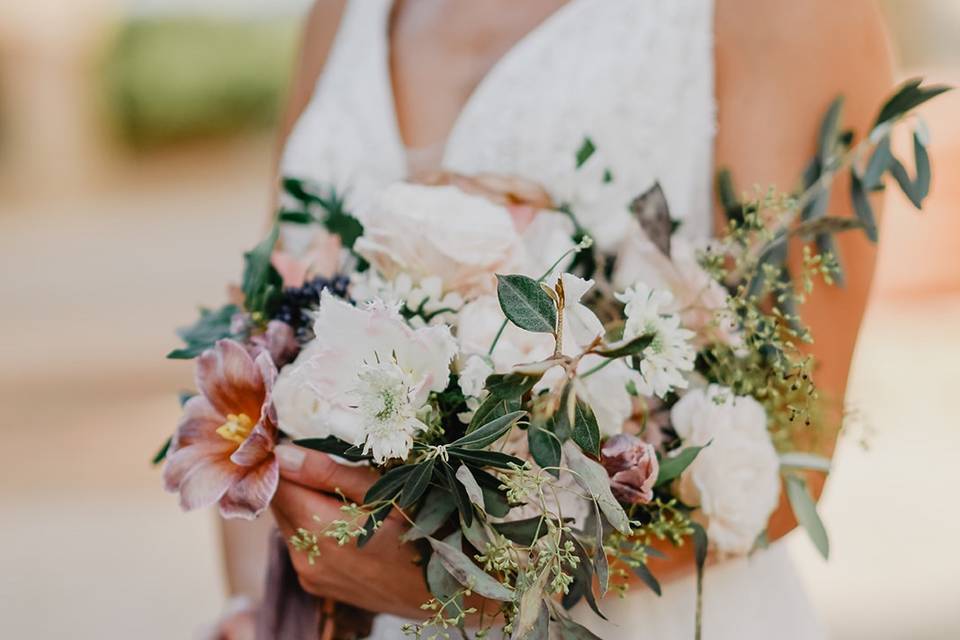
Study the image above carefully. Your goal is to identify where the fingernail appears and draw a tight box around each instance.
[275,444,305,472]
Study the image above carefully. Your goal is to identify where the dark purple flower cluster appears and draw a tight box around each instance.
[272,274,350,339]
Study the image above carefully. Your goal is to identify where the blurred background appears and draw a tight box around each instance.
[0,1,957,638]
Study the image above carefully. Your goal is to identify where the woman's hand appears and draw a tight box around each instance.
[271,444,433,620]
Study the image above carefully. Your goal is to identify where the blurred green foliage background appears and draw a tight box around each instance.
[102,17,298,146]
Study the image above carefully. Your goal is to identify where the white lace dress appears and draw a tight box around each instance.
[280,1,825,637]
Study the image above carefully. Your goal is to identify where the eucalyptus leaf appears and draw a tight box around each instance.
[555,617,603,640]
[446,448,526,470]
[593,334,654,359]
[563,442,631,535]
[364,465,415,504]
[874,78,951,127]
[357,503,392,547]
[913,131,931,203]
[591,503,609,597]
[817,96,844,162]
[512,569,551,640]
[496,274,558,334]
[481,484,511,518]
[294,436,372,462]
[442,463,474,527]
[850,170,878,243]
[785,474,830,559]
[453,411,525,449]
[570,399,601,457]
[399,458,436,508]
[628,182,672,256]
[427,537,514,601]
[455,464,485,508]
[460,512,489,551]
[655,444,707,487]
[632,562,662,596]
[691,522,708,640]
[864,135,892,190]
[427,531,464,606]
[402,488,456,542]
[780,452,832,473]
[528,422,562,477]
[493,516,550,547]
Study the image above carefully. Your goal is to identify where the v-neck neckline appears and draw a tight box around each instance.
[379,0,589,171]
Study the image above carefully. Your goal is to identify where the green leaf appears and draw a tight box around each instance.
[850,171,878,243]
[818,96,845,162]
[593,333,654,359]
[864,135,892,190]
[427,531,464,605]
[241,224,282,315]
[716,168,744,225]
[454,464,485,508]
[357,503,392,548]
[166,304,239,359]
[481,484,511,518]
[496,274,558,334]
[452,411,525,449]
[460,512,490,552]
[282,178,364,249]
[575,137,596,169]
[874,78,951,127]
[591,503,609,596]
[528,422,562,477]
[563,442,631,535]
[427,537,515,601]
[780,452,832,473]
[294,436,372,462]
[785,474,830,559]
[402,488,456,542]
[277,209,313,225]
[913,131,932,203]
[151,436,172,465]
[655,444,707,487]
[493,516,551,547]
[442,463,474,527]
[889,156,924,209]
[570,399,601,458]
[446,448,526,470]
[512,569,551,640]
[399,458,436,508]
[363,465,415,504]
[691,522,708,640]
[555,618,603,640]
[561,533,606,620]
[631,562,662,596]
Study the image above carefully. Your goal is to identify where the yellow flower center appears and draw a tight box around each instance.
[216,413,254,445]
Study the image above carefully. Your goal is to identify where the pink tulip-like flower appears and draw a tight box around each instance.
[601,433,660,505]
[163,339,279,519]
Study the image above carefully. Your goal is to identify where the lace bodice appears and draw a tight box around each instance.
[280,0,716,240]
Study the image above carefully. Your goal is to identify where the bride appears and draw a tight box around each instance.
[216,0,893,637]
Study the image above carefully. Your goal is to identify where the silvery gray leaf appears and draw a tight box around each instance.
[629,181,672,256]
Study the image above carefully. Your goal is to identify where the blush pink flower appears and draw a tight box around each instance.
[163,339,279,519]
[601,434,660,505]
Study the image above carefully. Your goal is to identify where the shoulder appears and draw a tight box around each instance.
[714,0,894,182]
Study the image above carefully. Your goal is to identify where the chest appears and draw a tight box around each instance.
[388,0,572,148]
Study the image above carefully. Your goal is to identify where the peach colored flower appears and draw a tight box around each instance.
[415,171,555,231]
[163,339,279,519]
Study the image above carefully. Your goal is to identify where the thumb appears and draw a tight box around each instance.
[275,444,379,503]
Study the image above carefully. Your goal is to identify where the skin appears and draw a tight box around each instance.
[220,0,895,627]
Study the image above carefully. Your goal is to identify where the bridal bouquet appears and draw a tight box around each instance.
[157,79,947,639]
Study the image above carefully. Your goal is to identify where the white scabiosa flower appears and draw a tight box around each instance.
[670,385,781,555]
[273,291,456,463]
[617,283,696,398]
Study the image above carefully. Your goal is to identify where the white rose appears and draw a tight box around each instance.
[670,385,781,555]
[273,291,456,462]
[457,354,494,398]
[354,184,522,299]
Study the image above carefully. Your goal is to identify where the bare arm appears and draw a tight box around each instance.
[645,0,895,580]
[220,0,347,599]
